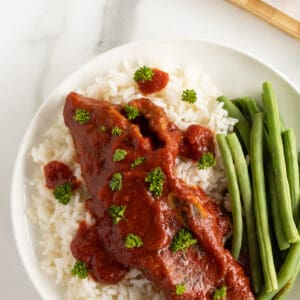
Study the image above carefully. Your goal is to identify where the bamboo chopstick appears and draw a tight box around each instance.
[228,0,300,39]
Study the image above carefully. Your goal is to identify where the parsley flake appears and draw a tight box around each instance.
[124,104,140,120]
[109,173,123,191]
[145,167,164,197]
[73,109,91,124]
[108,205,126,224]
[99,125,106,132]
[113,149,127,162]
[53,182,72,205]
[170,228,197,252]
[181,89,197,104]
[112,127,123,136]
[125,233,143,248]
[198,152,215,170]
[71,261,88,279]
[133,66,154,82]
[175,283,186,295]
[213,285,227,300]
[130,156,145,169]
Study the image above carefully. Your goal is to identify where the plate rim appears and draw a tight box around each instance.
[10,38,300,300]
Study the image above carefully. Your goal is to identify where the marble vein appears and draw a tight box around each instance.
[97,0,140,53]
[26,0,67,110]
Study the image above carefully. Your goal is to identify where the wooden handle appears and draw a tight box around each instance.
[228,0,300,39]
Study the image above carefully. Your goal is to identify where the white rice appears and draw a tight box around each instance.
[29,61,236,300]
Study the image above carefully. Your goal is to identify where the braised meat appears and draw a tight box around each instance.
[64,92,254,299]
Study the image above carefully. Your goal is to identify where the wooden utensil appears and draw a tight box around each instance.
[228,0,300,39]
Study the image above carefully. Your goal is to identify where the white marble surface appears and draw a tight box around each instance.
[1,0,300,299]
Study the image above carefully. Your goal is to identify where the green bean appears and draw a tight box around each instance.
[217,96,251,152]
[266,161,290,250]
[216,134,243,259]
[245,97,261,120]
[282,129,300,224]
[227,133,262,293]
[262,82,299,243]
[232,96,261,123]
[275,257,300,299]
[257,229,300,299]
[250,112,278,292]
[232,98,251,121]
[231,98,247,110]
[279,116,286,132]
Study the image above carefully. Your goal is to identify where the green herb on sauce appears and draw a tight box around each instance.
[124,104,140,120]
[113,149,127,162]
[71,261,88,279]
[133,66,154,82]
[112,127,123,136]
[145,167,164,197]
[213,285,227,300]
[53,182,72,205]
[198,152,215,170]
[170,228,197,252]
[109,173,123,191]
[73,109,91,124]
[181,89,197,104]
[108,205,126,224]
[99,125,106,132]
[175,283,186,295]
[130,156,145,169]
[125,233,143,248]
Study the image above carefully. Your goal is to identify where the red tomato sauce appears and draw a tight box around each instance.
[179,124,215,161]
[137,68,169,94]
[61,92,254,299]
[71,221,128,283]
[44,160,80,189]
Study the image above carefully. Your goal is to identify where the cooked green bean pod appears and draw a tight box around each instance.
[250,112,278,292]
[262,82,299,243]
[217,96,251,152]
[216,134,243,259]
[245,97,261,120]
[257,229,300,299]
[266,161,290,250]
[282,129,300,224]
[227,133,262,293]
[275,257,300,299]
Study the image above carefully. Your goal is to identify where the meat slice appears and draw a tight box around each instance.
[64,92,254,299]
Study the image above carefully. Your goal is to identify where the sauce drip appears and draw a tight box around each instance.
[44,160,80,189]
[180,124,215,161]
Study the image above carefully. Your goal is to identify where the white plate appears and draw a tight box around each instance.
[11,39,300,299]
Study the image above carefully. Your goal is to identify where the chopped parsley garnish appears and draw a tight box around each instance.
[108,205,126,224]
[71,261,88,279]
[175,283,186,295]
[213,285,227,300]
[113,149,127,162]
[53,182,72,205]
[145,167,164,197]
[130,156,145,169]
[198,152,215,169]
[109,173,123,191]
[181,89,197,104]
[170,228,197,252]
[73,109,91,124]
[99,125,106,132]
[112,127,123,136]
[124,104,140,120]
[125,233,143,248]
[133,66,154,82]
